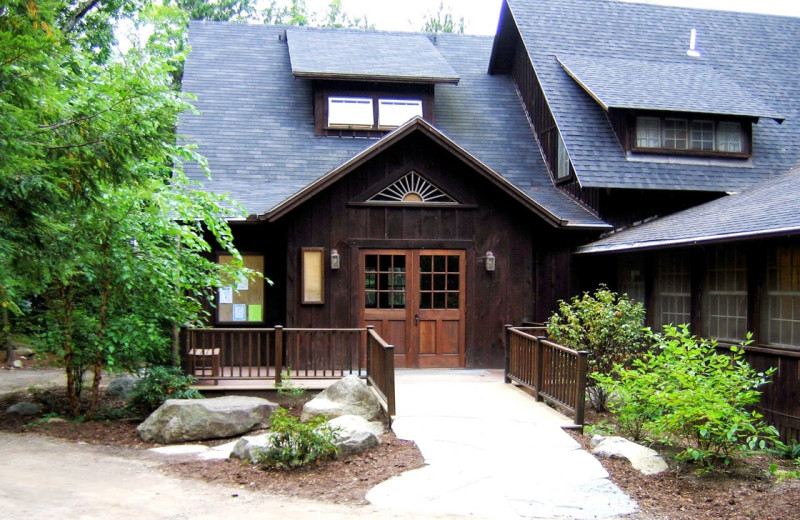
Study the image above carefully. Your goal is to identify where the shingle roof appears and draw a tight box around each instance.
[503,0,800,193]
[578,165,800,253]
[179,22,607,229]
[556,54,782,120]
[286,29,460,84]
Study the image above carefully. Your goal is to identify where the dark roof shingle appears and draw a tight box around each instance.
[505,0,800,193]
[179,22,606,228]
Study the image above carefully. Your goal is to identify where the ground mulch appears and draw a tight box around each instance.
[2,382,800,516]
[570,410,800,520]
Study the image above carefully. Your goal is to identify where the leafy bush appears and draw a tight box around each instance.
[595,325,778,469]
[251,408,340,470]
[546,286,648,411]
[128,366,203,414]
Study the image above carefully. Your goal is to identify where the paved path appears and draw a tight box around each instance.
[367,369,637,519]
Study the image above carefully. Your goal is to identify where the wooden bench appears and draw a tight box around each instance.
[187,348,221,381]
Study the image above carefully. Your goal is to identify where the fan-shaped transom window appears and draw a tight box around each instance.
[368,172,456,204]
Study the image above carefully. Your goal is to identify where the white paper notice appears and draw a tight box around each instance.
[219,286,233,304]
[236,277,249,291]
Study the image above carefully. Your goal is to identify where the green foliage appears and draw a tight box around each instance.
[546,286,648,411]
[595,325,779,469]
[252,408,340,470]
[276,367,306,399]
[584,420,615,438]
[421,2,465,33]
[770,440,800,460]
[261,0,373,29]
[128,366,204,414]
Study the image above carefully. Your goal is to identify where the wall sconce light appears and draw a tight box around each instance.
[485,251,496,272]
[330,249,340,270]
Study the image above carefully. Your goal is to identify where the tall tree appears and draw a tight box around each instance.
[1,1,248,414]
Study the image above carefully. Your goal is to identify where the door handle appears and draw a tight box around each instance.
[414,314,419,326]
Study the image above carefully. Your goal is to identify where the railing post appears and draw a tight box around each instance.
[366,326,375,378]
[385,344,395,416]
[274,325,283,385]
[574,350,589,429]
[504,324,513,384]
[534,336,545,401]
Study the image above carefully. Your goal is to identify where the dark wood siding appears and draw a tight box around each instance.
[279,132,575,367]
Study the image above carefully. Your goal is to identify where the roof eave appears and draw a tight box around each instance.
[291,71,460,85]
[265,117,569,227]
[577,226,800,255]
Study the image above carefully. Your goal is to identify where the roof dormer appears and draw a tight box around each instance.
[286,28,460,137]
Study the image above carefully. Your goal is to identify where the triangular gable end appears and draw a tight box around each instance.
[265,117,564,225]
[364,170,458,205]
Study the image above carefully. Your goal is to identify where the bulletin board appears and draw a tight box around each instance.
[217,254,265,323]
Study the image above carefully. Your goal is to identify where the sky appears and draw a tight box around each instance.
[305,0,800,35]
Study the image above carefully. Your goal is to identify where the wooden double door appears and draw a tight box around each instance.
[361,249,466,368]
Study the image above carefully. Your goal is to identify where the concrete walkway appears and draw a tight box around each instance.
[367,369,637,520]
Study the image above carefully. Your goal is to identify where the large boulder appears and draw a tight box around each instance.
[328,414,382,458]
[591,435,668,475]
[137,396,278,444]
[301,375,381,422]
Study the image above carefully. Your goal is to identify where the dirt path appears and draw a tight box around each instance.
[0,432,468,520]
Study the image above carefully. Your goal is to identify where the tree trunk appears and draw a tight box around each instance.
[60,283,80,417]
[2,304,13,367]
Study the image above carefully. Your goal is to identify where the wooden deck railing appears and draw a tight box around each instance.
[504,325,589,427]
[366,326,396,416]
[183,326,396,417]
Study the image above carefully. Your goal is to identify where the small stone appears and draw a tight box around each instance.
[6,401,42,416]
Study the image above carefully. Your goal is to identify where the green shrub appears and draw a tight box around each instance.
[595,325,778,469]
[251,408,339,470]
[128,366,203,414]
[546,285,649,411]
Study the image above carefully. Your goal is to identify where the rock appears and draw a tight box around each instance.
[107,375,138,400]
[11,360,22,368]
[591,435,669,475]
[301,375,381,422]
[327,415,381,458]
[230,433,277,461]
[6,401,42,416]
[13,347,35,358]
[136,396,278,444]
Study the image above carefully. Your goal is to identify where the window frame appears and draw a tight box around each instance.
[313,82,434,137]
[630,112,751,158]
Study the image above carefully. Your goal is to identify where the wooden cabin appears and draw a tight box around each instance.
[179,0,800,439]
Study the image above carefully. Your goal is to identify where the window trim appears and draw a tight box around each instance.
[301,247,325,305]
[314,82,435,137]
[630,113,751,158]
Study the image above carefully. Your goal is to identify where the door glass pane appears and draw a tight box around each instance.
[434,255,445,271]
[447,292,459,308]
[447,274,459,290]
[420,255,431,271]
[365,254,406,309]
[420,273,432,290]
[447,255,459,272]
[420,292,432,310]
[433,292,445,309]
[434,273,446,290]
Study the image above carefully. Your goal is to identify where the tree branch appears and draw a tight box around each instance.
[64,0,104,33]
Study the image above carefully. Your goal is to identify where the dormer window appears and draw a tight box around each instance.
[633,115,748,157]
[328,97,374,128]
[326,94,424,131]
[378,99,423,127]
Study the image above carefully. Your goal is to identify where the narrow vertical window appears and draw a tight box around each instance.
[717,121,742,152]
[556,133,570,179]
[763,246,800,349]
[653,251,691,329]
[301,248,325,304]
[703,246,747,342]
[635,116,660,148]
